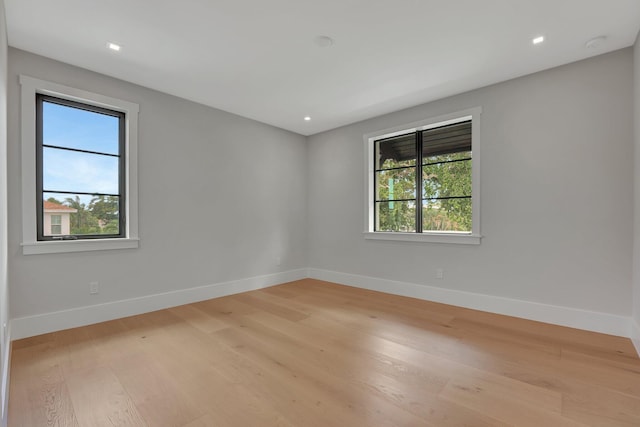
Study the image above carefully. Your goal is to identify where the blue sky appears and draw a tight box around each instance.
[42,101,120,205]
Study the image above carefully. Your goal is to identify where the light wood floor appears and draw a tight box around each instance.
[8,279,640,427]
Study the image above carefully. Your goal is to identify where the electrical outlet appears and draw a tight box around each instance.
[89,281,99,295]
[436,268,444,279]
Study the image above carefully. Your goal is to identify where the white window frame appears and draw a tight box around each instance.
[363,107,482,245]
[20,75,140,255]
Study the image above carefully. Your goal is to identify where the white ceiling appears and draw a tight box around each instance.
[5,0,640,136]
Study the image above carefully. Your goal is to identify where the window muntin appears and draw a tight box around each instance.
[36,94,125,241]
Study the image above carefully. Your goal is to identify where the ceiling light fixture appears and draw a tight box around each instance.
[304,116,311,121]
[532,36,544,45]
[313,36,334,48]
[108,42,121,51]
[585,36,607,49]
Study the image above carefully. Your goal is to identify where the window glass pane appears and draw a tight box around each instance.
[423,150,471,166]
[42,101,120,155]
[43,193,120,236]
[43,147,119,195]
[376,168,416,201]
[422,121,471,158]
[375,133,416,170]
[48,214,62,236]
[375,200,416,232]
[422,158,472,199]
[422,198,471,232]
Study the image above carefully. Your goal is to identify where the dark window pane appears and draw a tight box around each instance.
[375,133,416,170]
[422,121,471,158]
[43,147,119,194]
[42,193,120,236]
[42,101,120,155]
[376,200,416,232]
[422,158,471,199]
[376,167,416,201]
[423,198,471,232]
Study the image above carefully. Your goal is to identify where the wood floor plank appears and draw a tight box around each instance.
[9,361,78,427]
[440,380,588,427]
[209,325,427,427]
[237,313,506,426]
[167,304,229,334]
[558,349,640,398]
[562,389,640,427]
[209,309,504,426]
[244,310,452,400]
[180,413,219,427]
[201,332,354,427]
[64,366,147,426]
[9,278,640,426]
[232,292,310,321]
[243,310,454,415]
[111,351,207,427]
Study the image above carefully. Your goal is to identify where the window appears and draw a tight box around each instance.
[364,107,481,244]
[37,94,125,241]
[20,76,140,254]
[50,215,61,235]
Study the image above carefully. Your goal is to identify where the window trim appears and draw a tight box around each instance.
[363,107,482,245]
[20,75,140,255]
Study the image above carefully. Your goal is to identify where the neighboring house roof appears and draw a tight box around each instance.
[43,201,78,213]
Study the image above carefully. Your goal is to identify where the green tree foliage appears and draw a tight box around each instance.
[64,196,96,233]
[89,195,120,233]
[46,196,64,205]
[423,152,472,232]
[59,195,120,235]
[376,164,416,232]
[377,151,471,232]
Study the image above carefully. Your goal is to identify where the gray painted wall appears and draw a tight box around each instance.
[307,49,634,317]
[7,48,308,319]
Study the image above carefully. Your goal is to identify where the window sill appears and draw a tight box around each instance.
[22,238,140,255]
[364,231,481,245]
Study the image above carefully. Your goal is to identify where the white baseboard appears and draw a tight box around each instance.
[632,319,640,357]
[10,267,637,347]
[308,268,632,338]
[11,269,307,340]
[1,324,10,427]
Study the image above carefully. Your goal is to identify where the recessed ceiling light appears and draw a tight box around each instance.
[585,36,607,49]
[313,36,334,48]
[532,36,544,45]
[108,42,121,51]
[304,116,311,121]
